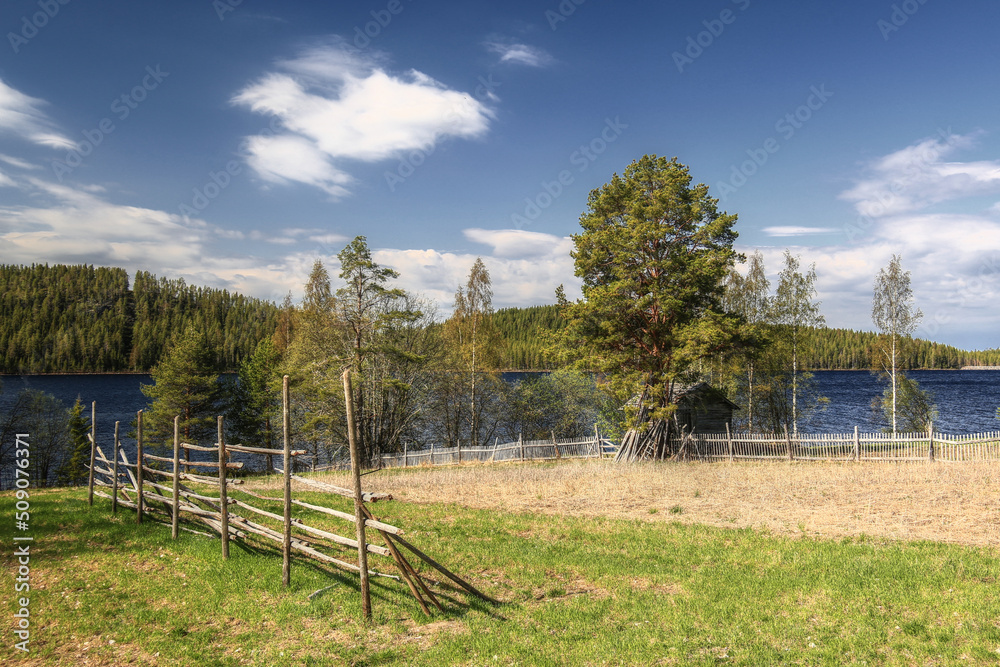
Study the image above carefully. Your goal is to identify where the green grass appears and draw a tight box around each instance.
[4,486,1000,665]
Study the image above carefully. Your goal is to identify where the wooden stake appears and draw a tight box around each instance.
[343,369,371,620]
[87,401,97,506]
[136,410,144,523]
[112,421,120,514]
[403,441,408,468]
[388,532,499,605]
[172,416,180,539]
[726,422,733,462]
[928,421,935,462]
[282,375,292,588]
[218,415,229,559]
[853,426,860,462]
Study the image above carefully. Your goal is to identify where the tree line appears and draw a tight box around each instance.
[494,304,1000,372]
[0,264,278,373]
[133,240,619,473]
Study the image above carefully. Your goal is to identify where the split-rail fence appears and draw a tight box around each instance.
[84,375,495,620]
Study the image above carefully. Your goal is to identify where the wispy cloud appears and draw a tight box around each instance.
[0,79,74,150]
[839,131,1000,218]
[484,40,554,68]
[763,226,838,237]
[232,42,495,198]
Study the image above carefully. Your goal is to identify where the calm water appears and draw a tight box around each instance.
[3,370,1000,448]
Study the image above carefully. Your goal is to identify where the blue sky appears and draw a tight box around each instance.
[2,0,1000,349]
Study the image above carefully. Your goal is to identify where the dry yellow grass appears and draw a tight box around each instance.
[264,459,1000,548]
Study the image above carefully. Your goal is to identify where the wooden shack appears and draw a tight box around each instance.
[673,383,740,433]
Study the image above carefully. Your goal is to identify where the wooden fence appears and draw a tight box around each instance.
[678,425,1000,463]
[85,376,495,619]
[380,433,615,468]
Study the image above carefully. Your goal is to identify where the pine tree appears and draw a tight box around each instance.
[140,324,222,451]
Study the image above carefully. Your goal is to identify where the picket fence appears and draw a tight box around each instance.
[681,427,1000,463]
[382,427,1000,467]
[380,434,613,468]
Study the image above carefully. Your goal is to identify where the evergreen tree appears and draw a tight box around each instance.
[565,155,741,459]
[140,324,222,451]
[57,397,92,486]
[227,337,282,470]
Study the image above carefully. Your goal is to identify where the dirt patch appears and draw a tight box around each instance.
[269,459,1000,549]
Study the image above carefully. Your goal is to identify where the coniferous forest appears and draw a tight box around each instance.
[0,264,278,373]
[3,263,1000,375]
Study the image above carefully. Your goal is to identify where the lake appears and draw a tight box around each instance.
[3,370,1000,450]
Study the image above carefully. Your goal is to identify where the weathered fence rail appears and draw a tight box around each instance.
[380,433,615,468]
[85,376,495,621]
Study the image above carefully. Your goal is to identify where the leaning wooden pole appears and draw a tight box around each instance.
[87,401,97,506]
[112,421,120,514]
[218,415,230,560]
[136,410,144,524]
[343,369,372,620]
[172,416,180,539]
[282,375,292,588]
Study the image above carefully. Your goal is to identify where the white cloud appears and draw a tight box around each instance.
[746,212,1000,347]
[0,79,74,149]
[763,226,838,237]
[0,153,41,170]
[839,131,1000,218]
[463,227,571,258]
[232,43,494,198]
[484,40,553,67]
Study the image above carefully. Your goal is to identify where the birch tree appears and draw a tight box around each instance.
[871,254,923,434]
[722,251,770,431]
[771,251,824,435]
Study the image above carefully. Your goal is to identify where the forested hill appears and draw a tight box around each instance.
[0,264,277,373]
[494,305,565,370]
[491,304,1000,371]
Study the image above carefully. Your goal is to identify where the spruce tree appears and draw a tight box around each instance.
[57,397,92,486]
[140,324,222,451]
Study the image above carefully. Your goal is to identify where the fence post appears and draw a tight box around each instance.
[593,425,599,459]
[403,442,408,468]
[519,433,524,462]
[490,437,499,463]
[928,421,935,462]
[218,416,229,559]
[552,431,560,459]
[171,416,179,539]
[87,401,97,506]
[853,426,860,462]
[282,375,291,588]
[783,424,793,462]
[136,410,144,524]
[431,443,435,466]
[343,369,372,621]
[458,439,462,465]
[112,421,120,515]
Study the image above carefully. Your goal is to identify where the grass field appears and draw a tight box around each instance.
[4,460,1000,665]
